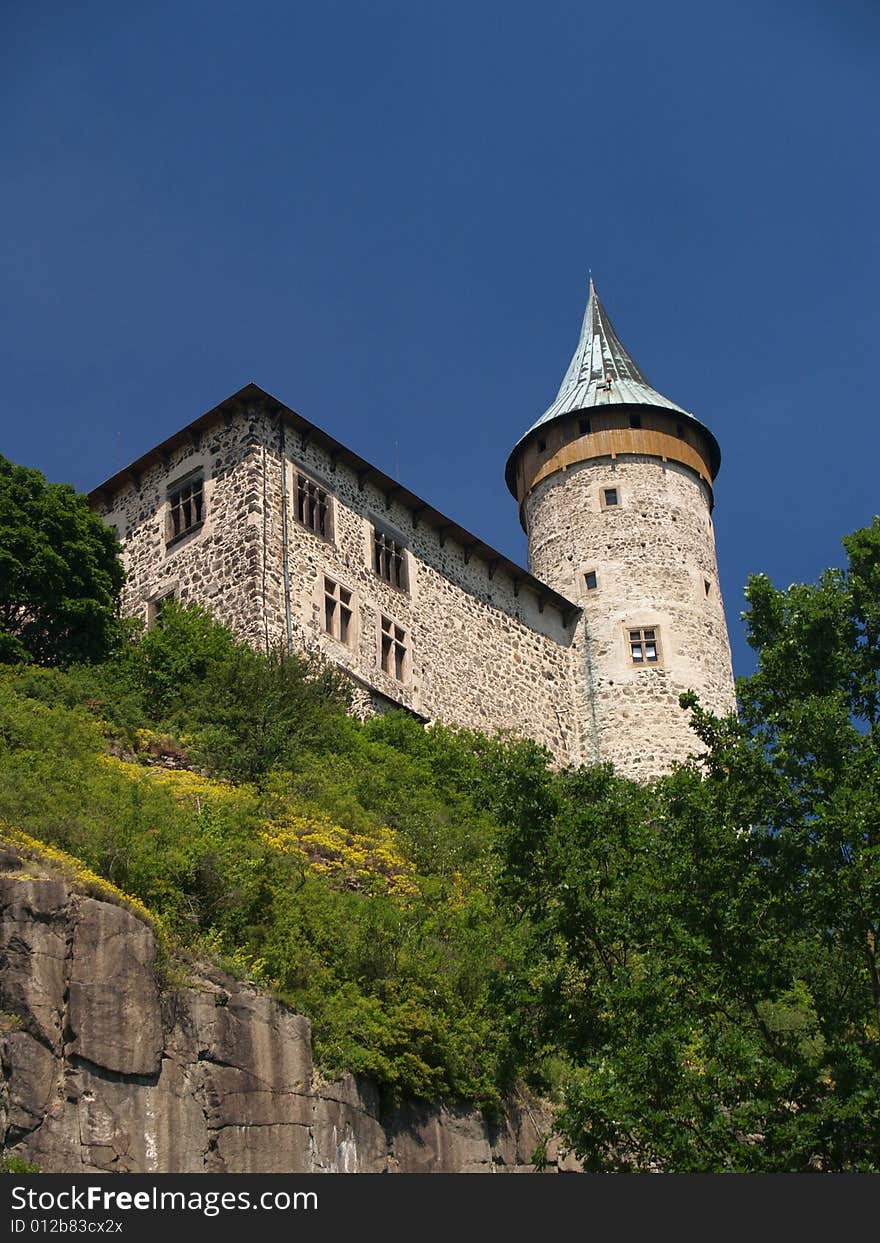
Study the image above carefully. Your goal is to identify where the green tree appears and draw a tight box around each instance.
[495,520,880,1171]
[0,456,124,665]
[119,598,241,720]
[735,517,880,1046]
[186,640,354,782]
[113,600,354,780]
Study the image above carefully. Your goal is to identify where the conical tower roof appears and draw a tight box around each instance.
[506,279,720,486]
[539,277,689,422]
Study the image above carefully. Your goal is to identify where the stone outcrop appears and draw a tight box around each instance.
[0,865,577,1174]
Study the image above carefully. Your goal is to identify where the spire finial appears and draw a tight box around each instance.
[505,279,722,491]
[526,281,691,429]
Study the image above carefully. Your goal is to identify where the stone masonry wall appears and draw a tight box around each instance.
[0,865,578,1174]
[99,416,267,648]
[96,401,737,779]
[525,455,735,779]
[251,408,580,763]
[97,403,582,767]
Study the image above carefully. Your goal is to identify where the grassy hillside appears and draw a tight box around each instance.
[3,571,878,1170]
[0,604,545,1108]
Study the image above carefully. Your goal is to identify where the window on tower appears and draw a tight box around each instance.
[584,570,598,591]
[602,487,619,509]
[628,626,662,666]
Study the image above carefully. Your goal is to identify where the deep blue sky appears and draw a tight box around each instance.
[3,1,879,676]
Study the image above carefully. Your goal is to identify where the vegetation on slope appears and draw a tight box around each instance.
[0,602,541,1106]
[495,521,880,1170]
[0,456,878,1170]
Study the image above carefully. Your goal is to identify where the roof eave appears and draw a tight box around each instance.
[89,385,580,626]
[504,402,722,497]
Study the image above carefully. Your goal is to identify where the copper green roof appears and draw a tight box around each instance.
[507,278,721,482]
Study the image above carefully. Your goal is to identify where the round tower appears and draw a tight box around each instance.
[506,279,735,779]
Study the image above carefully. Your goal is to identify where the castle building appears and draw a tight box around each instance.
[89,281,735,779]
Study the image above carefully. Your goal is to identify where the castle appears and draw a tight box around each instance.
[89,280,735,780]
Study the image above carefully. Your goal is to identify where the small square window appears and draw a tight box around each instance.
[324,577,354,646]
[579,417,591,435]
[603,487,619,508]
[585,570,598,591]
[629,414,642,429]
[628,626,662,666]
[380,614,409,682]
[373,527,409,591]
[167,475,204,544]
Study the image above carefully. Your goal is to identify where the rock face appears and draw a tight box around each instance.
[0,869,577,1174]
[67,899,164,1076]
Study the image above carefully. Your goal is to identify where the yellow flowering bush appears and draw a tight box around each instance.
[0,823,163,936]
[260,811,418,897]
[99,754,253,811]
[132,728,192,762]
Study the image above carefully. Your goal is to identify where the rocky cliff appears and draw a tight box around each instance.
[0,857,576,1173]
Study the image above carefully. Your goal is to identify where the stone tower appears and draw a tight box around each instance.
[505,279,735,778]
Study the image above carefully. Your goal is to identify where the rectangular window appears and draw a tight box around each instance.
[628,626,661,665]
[629,414,642,429]
[323,577,354,646]
[147,590,176,628]
[373,528,408,591]
[579,417,591,435]
[167,475,204,544]
[380,615,408,682]
[585,570,598,591]
[295,473,332,541]
[603,487,619,508]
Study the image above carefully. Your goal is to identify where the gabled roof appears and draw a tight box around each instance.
[507,279,720,478]
[89,383,579,625]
